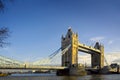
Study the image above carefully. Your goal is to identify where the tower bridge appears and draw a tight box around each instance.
[0,28,119,75]
[61,28,104,68]
[58,28,104,75]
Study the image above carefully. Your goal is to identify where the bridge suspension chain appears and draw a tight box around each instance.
[104,56,111,69]
[33,47,62,65]
[61,44,71,55]
[0,55,24,68]
[33,44,71,66]
[48,44,71,65]
[49,47,61,59]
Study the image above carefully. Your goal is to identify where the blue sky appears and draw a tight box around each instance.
[0,0,120,62]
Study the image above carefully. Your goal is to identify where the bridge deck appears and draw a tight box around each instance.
[0,65,68,70]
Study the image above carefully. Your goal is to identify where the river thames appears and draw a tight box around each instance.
[0,73,120,80]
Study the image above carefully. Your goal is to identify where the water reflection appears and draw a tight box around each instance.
[0,73,119,80]
[62,76,78,80]
[89,75,104,80]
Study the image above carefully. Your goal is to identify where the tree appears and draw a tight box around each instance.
[0,0,11,47]
[0,27,9,47]
[0,0,13,11]
[0,0,4,11]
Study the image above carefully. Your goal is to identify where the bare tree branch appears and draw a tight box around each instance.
[0,0,4,11]
[0,0,13,12]
[0,27,9,47]
[0,0,11,47]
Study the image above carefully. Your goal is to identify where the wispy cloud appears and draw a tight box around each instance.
[90,36,105,42]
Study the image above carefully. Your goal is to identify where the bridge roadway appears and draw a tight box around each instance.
[0,65,68,70]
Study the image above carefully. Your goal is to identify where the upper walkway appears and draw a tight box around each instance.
[78,43,101,54]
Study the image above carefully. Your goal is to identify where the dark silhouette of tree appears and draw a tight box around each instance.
[0,27,9,47]
[0,0,11,47]
[0,0,13,11]
[0,0,4,11]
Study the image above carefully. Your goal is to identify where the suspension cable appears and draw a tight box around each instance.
[104,56,111,69]
[61,44,71,55]
[33,44,71,65]
[49,47,61,59]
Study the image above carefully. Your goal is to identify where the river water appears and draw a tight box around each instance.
[0,73,120,80]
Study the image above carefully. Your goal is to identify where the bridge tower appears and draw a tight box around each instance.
[92,42,104,69]
[61,28,78,67]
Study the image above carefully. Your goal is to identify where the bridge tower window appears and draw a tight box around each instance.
[68,35,71,38]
